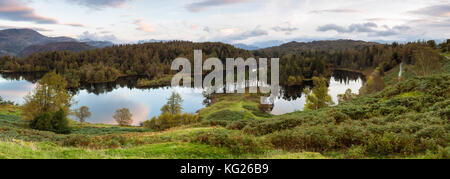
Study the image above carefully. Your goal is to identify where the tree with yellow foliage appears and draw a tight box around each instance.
[23,71,73,121]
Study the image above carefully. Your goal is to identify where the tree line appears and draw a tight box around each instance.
[0,40,446,88]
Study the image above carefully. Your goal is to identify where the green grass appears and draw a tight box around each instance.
[199,93,272,121]
[0,105,325,159]
[0,139,329,159]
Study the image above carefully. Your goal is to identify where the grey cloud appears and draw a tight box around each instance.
[186,0,249,13]
[410,4,450,17]
[317,23,378,33]
[228,28,268,41]
[317,24,349,33]
[318,23,410,37]
[65,23,85,27]
[78,31,118,42]
[67,0,134,9]
[0,25,52,32]
[310,9,362,14]
[0,0,58,24]
[272,26,299,35]
[203,27,211,32]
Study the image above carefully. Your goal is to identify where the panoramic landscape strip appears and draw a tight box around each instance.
[0,0,448,165]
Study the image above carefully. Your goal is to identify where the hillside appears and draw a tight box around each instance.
[0,105,325,159]
[0,70,448,159]
[0,41,254,86]
[255,40,378,56]
[18,42,94,57]
[0,29,76,57]
[0,29,114,57]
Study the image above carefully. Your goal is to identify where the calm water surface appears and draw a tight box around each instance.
[0,70,365,125]
[271,70,365,115]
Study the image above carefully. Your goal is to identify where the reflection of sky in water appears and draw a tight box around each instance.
[0,76,205,125]
[0,78,36,104]
[72,87,205,125]
[271,76,364,115]
[1,72,363,124]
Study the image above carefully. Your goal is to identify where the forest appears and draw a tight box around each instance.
[0,40,440,88]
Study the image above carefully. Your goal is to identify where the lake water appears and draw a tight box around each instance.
[271,70,365,115]
[0,70,365,125]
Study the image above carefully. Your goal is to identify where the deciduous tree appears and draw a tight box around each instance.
[23,71,73,121]
[74,106,91,124]
[113,108,133,126]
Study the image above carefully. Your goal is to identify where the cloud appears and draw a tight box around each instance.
[203,26,211,32]
[366,18,388,22]
[78,31,118,42]
[227,28,268,41]
[65,23,85,27]
[219,27,239,36]
[0,25,52,32]
[310,9,363,14]
[272,26,299,35]
[0,0,58,24]
[317,22,410,37]
[186,0,249,12]
[134,19,156,33]
[67,0,134,9]
[318,22,378,33]
[409,4,450,17]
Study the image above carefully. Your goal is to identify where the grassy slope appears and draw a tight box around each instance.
[0,105,324,159]
[199,93,272,120]
[1,53,449,159]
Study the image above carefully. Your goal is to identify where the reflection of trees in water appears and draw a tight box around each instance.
[72,77,136,95]
[0,72,46,83]
[332,70,366,85]
[3,70,365,100]
[279,83,311,101]
[278,70,365,101]
[69,76,156,95]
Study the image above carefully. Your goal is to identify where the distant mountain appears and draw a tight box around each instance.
[0,29,77,57]
[0,29,114,57]
[18,42,94,57]
[233,43,260,50]
[250,40,286,49]
[79,39,114,48]
[138,39,171,44]
[256,40,378,55]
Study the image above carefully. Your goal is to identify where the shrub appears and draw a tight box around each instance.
[269,126,336,152]
[63,134,136,149]
[226,120,250,130]
[0,96,14,106]
[142,113,199,131]
[29,109,71,134]
[365,133,416,155]
[192,129,266,154]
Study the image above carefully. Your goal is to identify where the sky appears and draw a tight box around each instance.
[0,0,449,45]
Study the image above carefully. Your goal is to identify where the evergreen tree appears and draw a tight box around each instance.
[304,77,334,110]
[161,92,184,115]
